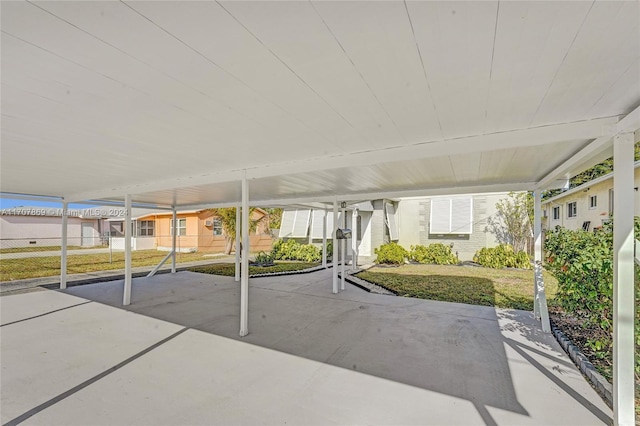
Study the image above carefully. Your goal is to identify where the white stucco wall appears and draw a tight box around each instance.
[0,216,101,249]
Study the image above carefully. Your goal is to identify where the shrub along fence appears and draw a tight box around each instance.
[544,219,640,379]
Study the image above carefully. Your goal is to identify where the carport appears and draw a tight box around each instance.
[1,1,638,424]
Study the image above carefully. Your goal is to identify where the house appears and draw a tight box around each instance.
[108,208,273,253]
[279,192,510,262]
[542,161,640,232]
[0,206,107,249]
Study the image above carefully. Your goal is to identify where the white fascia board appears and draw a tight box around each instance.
[617,105,640,134]
[541,161,640,205]
[64,117,617,203]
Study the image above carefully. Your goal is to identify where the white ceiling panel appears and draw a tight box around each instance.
[1,1,638,207]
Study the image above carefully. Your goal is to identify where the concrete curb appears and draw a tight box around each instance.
[340,267,396,296]
[550,320,613,408]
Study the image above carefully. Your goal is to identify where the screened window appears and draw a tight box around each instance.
[138,220,155,236]
[430,197,473,234]
[552,206,560,220]
[212,219,223,236]
[567,202,577,218]
[589,195,597,209]
[170,218,187,236]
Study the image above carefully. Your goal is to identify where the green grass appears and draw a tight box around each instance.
[0,245,87,254]
[0,250,217,281]
[357,264,558,311]
[190,262,319,277]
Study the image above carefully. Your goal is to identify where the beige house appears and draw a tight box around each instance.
[542,161,640,232]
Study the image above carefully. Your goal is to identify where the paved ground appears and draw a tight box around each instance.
[1,269,611,425]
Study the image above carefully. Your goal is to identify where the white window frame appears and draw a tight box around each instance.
[552,206,560,220]
[567,201,577,218]
[212,218,223,236]
[137,220,155,237]
[170,218,187,236]
[429,197,473,234]
[589,195,597,209]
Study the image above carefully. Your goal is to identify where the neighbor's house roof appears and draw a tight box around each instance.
[1,1,639,210]
[542,161,640,205]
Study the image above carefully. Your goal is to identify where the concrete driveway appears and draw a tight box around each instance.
[1,269,611,425]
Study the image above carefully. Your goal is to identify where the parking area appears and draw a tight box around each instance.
[1,270,611,425]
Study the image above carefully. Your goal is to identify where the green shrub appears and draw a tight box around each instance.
[545,219,640,376]
[253,251,274,265]
[473,244,531,269]
[374,242,408,265]
[409,243,458,265]
[271,239,321,262]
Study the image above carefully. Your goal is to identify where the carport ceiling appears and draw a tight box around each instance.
[1,1,639,206]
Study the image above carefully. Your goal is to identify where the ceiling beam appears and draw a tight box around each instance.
[174,181,537,210]
[64,116,617,203]
[617,104,640,134]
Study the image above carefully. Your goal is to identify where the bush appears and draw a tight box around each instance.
[544,219,640,376]
[374,242,408,265]
[473,244,531,269]
[271,239,321,262]
[409,243,458,265]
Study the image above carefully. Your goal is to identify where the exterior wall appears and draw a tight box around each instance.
[155,213,199,251]
[369,200,386,253]
[543,167,640,231]
[0,216,101,249]
[396,193,506,261]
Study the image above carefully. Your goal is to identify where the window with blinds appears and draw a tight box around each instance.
[429,197,473,234]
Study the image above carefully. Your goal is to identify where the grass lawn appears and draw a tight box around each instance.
[0,250,218,281]
[0,245,88,254]
[357,263,558,311]
[190,262,319,277]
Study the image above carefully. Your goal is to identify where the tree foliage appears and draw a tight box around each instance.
[486,192,533,253]
[206,207,264,255]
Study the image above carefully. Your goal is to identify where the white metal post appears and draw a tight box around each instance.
[322,208,328,268]
[171,208,177,274]
[60,201,68,289]
[235,205,241,282]
[533,190,550,332]
[332,199,339,293]
[352,208,359,271]
[612,132,634,426]
[239,173,250,337]
[123,194,132,306]
[341,206,346,291]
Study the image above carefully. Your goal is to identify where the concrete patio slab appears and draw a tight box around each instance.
[1,269,612,425]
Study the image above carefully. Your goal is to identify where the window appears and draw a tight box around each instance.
[430,197,473,234]
[567,202,577,218]
[279,209,311,238]
[552,206,560,220]
[137,220,154,237]
[385,202,399,241]
[212,219,223,236]
[589,195,597,209]
[170,218,187,236]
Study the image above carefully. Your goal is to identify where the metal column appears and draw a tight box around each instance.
[612,132,635,426]
[235,205,241,282]
[533,190,550,332]
[171,208,177,273]
[60,201,68,289]
[239,173,250,337]
[332,199,339,294]
[123,194,132,306]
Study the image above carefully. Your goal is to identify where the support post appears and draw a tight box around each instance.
[235,205,241,282]
[123,194,132,306]
[322,208,328,268]
[171,208,177,274]
[332,199,339,293]
[352,208,359,271]
[533,190,550,332]
[239,173,250,337]
[341,206,346,291]
[60,201,68,289]
[612,132,634,426]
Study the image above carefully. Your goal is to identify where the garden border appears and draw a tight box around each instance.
[550,320,613,408]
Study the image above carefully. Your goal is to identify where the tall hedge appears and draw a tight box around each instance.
[544,219,640,376]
